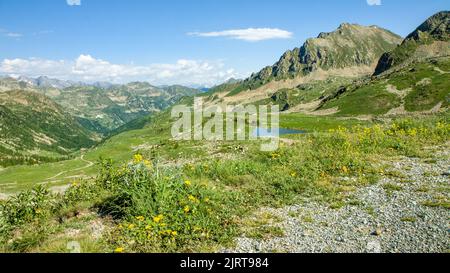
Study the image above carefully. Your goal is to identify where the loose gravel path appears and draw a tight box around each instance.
[45,155,94,181]
[227,151,450,253]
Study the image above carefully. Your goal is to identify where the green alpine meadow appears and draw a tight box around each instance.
[0,1,448,255]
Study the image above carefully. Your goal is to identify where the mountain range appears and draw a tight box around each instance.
[0,77,200,132]
[0,11,448,167]
[0,76,200,166]
[203,11,449,116]
[202,22,403,107]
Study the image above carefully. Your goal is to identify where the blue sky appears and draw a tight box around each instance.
[0,0,448,86]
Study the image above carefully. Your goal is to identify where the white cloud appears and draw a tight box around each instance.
[1,58,69,76]
[6,32,23,38]
[33,30,54,36]
[0,28,23,38]
[367,0,382,6]
[188,28,293,42]
[0,55,243,87]
[67,0,81,6]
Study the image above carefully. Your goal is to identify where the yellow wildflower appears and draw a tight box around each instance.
[136,216,145,221]
[128,224,135,229]
[133,154,143,163]
[153,214,163,223]
[171,231,178,236]
[184,180,192,186]
[114,247,124,253]
[183,205,190,213]
[290,172,297,177]
[143,160,152,168]
[342,166,349,173]
[407,128,417,136]
[188,195,199,203]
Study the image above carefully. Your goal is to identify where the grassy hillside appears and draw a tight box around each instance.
[252,77,353,111]
[0,109,448,252]
[319,57,450,115]
[0,90,96,167]
[0,110,367,193]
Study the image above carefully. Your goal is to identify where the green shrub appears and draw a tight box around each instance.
[96,157,240,252]
[0,186,55,227]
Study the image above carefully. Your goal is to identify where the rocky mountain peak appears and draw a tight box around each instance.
[244,23,402,87]
[374,11,450,75]
[405,11,449,42]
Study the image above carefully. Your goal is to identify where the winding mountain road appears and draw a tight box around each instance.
[45,155,94,181]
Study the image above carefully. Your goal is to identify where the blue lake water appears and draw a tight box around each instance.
[253,127,306,137]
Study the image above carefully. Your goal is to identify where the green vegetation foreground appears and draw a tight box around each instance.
[0,112,449,252]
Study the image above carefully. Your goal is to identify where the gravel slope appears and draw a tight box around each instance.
[226,151,450,253]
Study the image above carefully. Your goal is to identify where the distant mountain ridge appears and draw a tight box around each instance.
[16,75,89,89]
[1,75,116,91]
[53,82,200,133]
[0,77,200,166]
[0,77,201,134]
